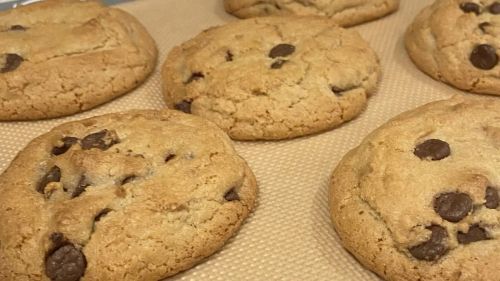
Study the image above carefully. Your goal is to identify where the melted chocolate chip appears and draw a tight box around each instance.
[94,208,112,222]
[174,100,192,113]
[81,130,118,151]
[45,244,86,281]
[1,54,23,73]
[489,2,500,14]
[271,59,287,69]
[269,44,295,58]
[460,2,481,14]
[485,186,499,209]
[121,175,136,185]
[10,25,26,31]
[479,22,491,32]
[37,166,62,194]
[409,225,448,261]
[72,176,89,198]
[52,137,79,156]
[224,188,240,201]
[414,139,451,161]
[165,153,176,163]
[226,50,234,62]
[470,44,498,70]
[331,85,357,97]
[457,224,489,244]
[185,72,204,84]
[434,192,473,222]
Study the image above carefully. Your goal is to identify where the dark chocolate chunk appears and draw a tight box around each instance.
[52,137,79,156]
[174,100,192,113]
[434,192,473,223]
[470,44,498,70]
[121,175,136,185]
[409,225,448,261]
[460,2,481,14]
[72,176,89,198]
[1,53,23,73]
[414,139,451,161]
[224,188,240,201]
[479,22,491,32]
[271,59,287,69]
[269,44,295,58]
[81,129,118,151]
[37,166,62,194]
[489,2,500,14]
[94,208,112,222]
[10,25,26,31]
[45,244,86,281]
[485,186,499,209]
[457,224,489,244]
[165,153,176,163]
[225,50,234,62]
[185,72,204,84]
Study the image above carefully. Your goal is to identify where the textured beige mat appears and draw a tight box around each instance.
[0,0,468,280]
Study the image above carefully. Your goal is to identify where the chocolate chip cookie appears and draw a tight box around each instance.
[162,17,380,140]
[223,0,400,27]
[330,96,500,281]
[406,0,500,95]
[0,109,257,280]
[0,0,157,120]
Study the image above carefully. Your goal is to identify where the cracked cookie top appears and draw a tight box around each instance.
[0,109,257,281]
[162,17,380,140]
[223,0,400,27]
[406,0,500,95]
[0,0,157,120]
[330,96,500,281]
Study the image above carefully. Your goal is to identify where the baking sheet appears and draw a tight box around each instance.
[0,0,463,280]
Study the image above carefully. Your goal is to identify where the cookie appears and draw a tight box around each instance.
[162,17,380,140]
[0,0,157,120]
[329,96,500,281]
[223,0,400,27]
[0,109,257,280]
[406,0,500,95]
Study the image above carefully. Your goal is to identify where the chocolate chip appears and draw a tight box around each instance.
[81,129,118,151]
[185,72,204,84]
[165,153,176,163]
[331,85,357,97]
[470,44,498,70]
[37,166,62,194]
[414,139,451,161]
[269,44,295,58]
[72,176,89,198]
[409,225,448,261]
[52,137,79,156]
[434,192,473,223]
[10,25,26,31]
[457,224,489,244]
[121,175,136,185]
[174,100,192,113]
[45,244,86,281]
[226,50,234,62]
[94,208,112,222]
[460,2,481,14]
[1,54,23,73]
[485,186,499,209]
[271,59,287,69]
[224,188,240,201]
[489,2,500,14]
[479,22,491,32]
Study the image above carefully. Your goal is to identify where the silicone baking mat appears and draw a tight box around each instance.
[0,0,464,280]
